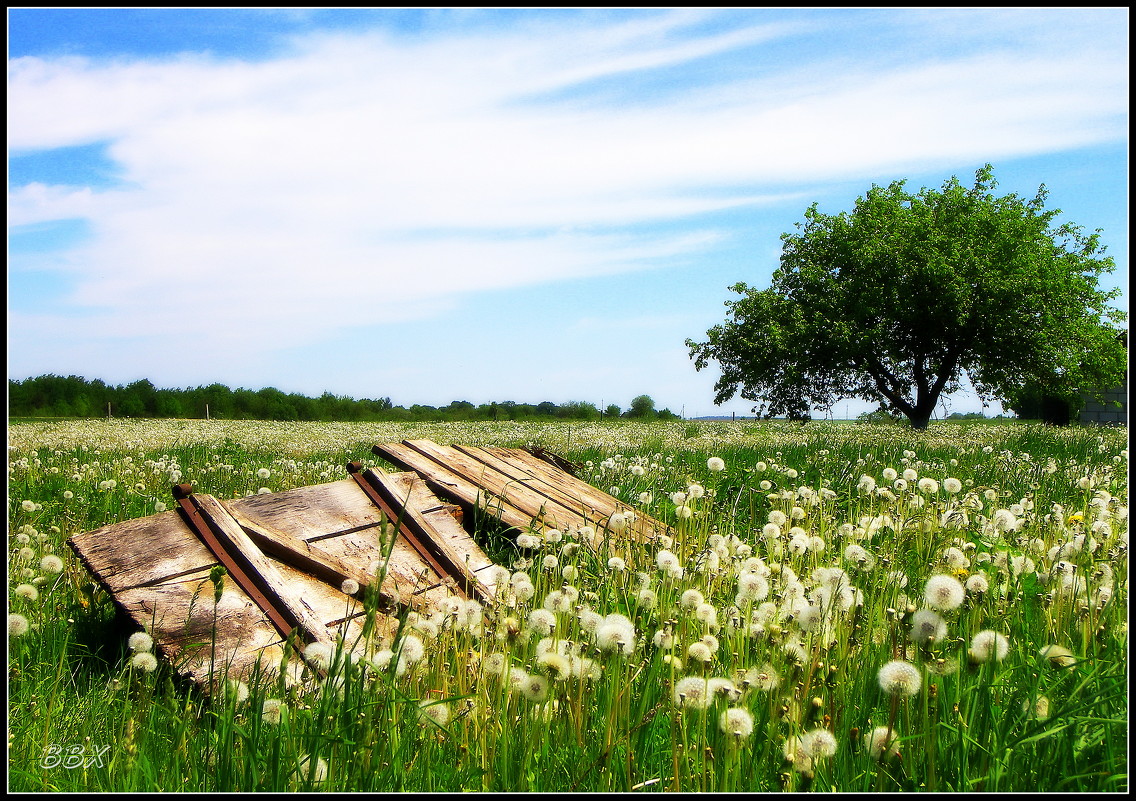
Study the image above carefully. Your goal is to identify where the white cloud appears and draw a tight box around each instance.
[7,10,1128,389]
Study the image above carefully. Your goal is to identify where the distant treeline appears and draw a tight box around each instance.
[8,374,680,422]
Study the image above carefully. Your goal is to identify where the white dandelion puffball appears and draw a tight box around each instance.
[969,630,1010,663]
[924,574,965,611]
[877,660,922,697]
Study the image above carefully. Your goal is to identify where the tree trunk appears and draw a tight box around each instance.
[908,413,932,430]
[908,398,937,429]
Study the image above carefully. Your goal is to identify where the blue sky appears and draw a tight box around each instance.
[8,8,1128,418]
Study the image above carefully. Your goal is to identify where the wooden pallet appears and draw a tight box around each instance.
[67,441,667,692]
[373,439,670,545]
[67,466,498,692]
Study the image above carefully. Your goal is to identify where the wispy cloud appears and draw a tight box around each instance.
[7,9,1127,391]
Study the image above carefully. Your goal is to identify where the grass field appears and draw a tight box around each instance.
[7,418,1128,791]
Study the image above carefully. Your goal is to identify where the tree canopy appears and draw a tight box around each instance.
[687,165,1127,428]
[8,375,683,422]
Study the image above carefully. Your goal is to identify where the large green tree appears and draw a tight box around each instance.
[687,165,1126,428]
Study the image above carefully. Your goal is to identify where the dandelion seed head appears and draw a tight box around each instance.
[694,602,719,626]
[39,554,65,575]
[128,631,154,652]
[909,609,947,645]
[8,614,30,637]
[226,678,250,704]
[964,573,989,595]
[595,614,636,654]
[418,700,451,727]
[1038,644,1077,668]
[656,549,680,572]
[801,728,838,759]
[780,737,813,776]
[918,477,940,494]
[864,726,900,760]
[719,707,754,738]
[969,630,1010,663]
[736,572,770,601]
[686,641,713,663]
[1023,695,1050,720]
[636,588,658,609]
[261,698,285,725]
[131,651,159,673]
[924,574,965,611]
[537,651,572,681]
[528,608,557,636]
[294,754,328,785]
[745,663,780,692]
[520,674,550,702]
[673,676,710,709]
[877,660,922,697]
[607,512,628,533]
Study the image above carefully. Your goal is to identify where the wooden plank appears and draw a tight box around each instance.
[222,502,375,591]
[116,566,288,687]
[113,560,399,691]
[400,439,591,532]
[68,461,509,693]
[189,493,338,650]
[386,471,500,601]
[483,447,670,543]
[454,445,618,533]
[226,479,386,542]
[363,467,496,605]
[226,472,482,611]
[221,500,418,613]
[375,441,545,534]
[68,510,218,594]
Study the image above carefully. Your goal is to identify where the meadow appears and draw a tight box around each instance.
[7,418,1128,792]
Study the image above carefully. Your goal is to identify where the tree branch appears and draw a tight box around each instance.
[856,356,914,416]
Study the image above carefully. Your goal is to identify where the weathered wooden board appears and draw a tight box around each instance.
[359,467,498,605]
[68,469,498,692]
[458,445,668,543]
[66,443,639,693]
[373,439,671,545]
[376,441,549,534]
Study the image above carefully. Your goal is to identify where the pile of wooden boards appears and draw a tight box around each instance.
[374,439,668,545]
[67,439,671,692]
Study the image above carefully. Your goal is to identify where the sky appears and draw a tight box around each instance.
[7,8,1129,419]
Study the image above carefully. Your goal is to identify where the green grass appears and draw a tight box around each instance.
[7,419,1128,791]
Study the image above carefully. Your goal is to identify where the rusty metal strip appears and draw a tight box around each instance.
[171,484,331,681]
[346,462,486,603]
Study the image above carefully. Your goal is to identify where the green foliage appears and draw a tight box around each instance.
[7,375,640,424]
[6,419,1129,792]
[688,165,1127,429]
[626,394,657,419]
[857,407,905,424]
